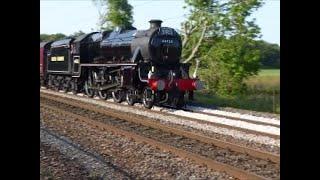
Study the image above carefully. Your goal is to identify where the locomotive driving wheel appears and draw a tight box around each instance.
[84,72,94,98]
[126,89,135,106]
[142,87,154,109]
[112,89,123,103]
[98,85,108,100]
[112,89,124,103]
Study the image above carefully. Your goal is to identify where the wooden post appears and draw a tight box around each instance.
[273,88,275,113]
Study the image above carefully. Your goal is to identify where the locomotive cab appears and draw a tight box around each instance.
[71,32,110,75]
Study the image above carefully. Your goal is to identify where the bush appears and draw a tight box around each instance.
[201,36,260,96]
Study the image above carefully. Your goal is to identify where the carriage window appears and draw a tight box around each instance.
[51,57,57,61]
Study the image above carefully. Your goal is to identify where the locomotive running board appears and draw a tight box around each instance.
[88,83,119,91]
[72,64,138,78]
[80,63,137,67]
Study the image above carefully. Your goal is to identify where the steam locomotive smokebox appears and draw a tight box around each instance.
[149,20,162,29]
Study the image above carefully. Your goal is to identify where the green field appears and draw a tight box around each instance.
[245,69,280,93]
[194,69,280,114]
[257,69,280,76]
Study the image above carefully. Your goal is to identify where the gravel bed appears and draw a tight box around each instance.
[40,90,280,147]
[42,87,280,120]
[162,119,280,154]
[187,101,280,119]
[218,107,280,120]
[40,105,236,179]
[153,107,280,135]
[40,128,132,179]
[41,97,280,154]
[69,92,280,135]
[102,96,280,127]
[41,100,280,179]
[40,143,91,180]
[186,105,280,124]
[84,90,280,122]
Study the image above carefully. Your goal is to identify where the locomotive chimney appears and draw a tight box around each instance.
[149,19,162,29]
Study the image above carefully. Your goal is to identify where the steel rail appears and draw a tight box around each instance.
[40,92,280,164]
[41,103,268,180]
[40,89,280,139]
[40,87,280,128]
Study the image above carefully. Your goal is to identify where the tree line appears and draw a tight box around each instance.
[40,30,86,42]
[41,0,280,96]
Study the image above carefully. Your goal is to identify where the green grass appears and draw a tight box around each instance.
[194,91,280,114]
[194,68,280,114]
[245,69,280,94]
[257,69,280,76]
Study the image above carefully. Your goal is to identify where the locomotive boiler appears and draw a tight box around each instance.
[40,20,202,109]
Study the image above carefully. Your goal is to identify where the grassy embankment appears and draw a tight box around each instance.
[195,69,280,114]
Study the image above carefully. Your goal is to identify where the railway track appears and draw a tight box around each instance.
[41,104,237,179]
[40,86,280,127]
[40,88,280,139]
[40,127,133,179]
[40,92,280,179]
[40,89,280,154]
[41,104,269,180]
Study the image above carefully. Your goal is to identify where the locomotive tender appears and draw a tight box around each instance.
[40,20,202,109]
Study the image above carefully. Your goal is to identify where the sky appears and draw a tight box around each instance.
[40,0,280,45]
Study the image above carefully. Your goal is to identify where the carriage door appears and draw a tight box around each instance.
[73,56,80,74]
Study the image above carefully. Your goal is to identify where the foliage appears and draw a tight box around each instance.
[181,0,224,63]
[181,0,263,96]
[40,31,87,42]
[40,33,66,42]
[203,36,260,95]
[92,0,133,30]
[255,40,280,68]
[70,30,86,38]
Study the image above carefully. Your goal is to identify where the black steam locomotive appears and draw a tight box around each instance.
[40,20,202,109]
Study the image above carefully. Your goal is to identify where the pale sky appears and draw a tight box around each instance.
[40,0,280,45]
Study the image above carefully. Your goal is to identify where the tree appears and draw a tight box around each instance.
[70,30,86,38]
[93,0,133,30]
[203,36,260,95]
[40,31,87,42]
[205,0,263,95]
[40,33,66,42]
[181,0,263,95]
[255,40,280,68]
[182,0,218,61]
[181,0,230,77]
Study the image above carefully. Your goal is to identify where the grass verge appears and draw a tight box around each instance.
[194,69,280,114]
